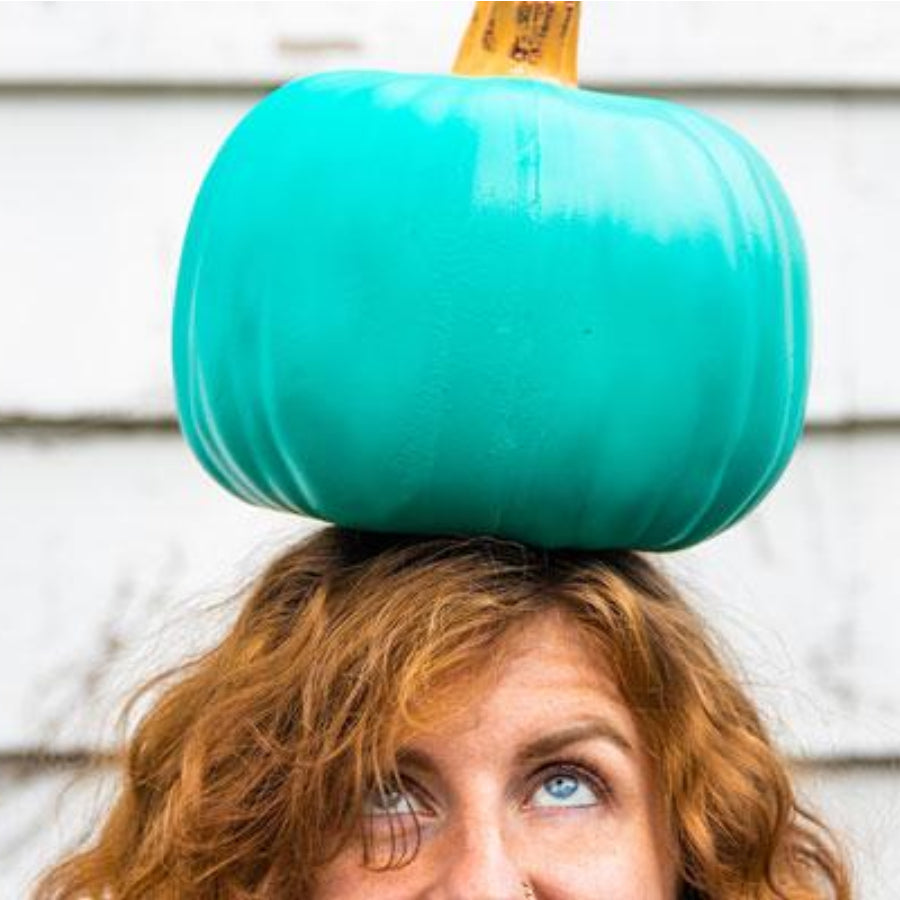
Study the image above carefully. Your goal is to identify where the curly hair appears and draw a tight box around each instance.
[32,525,852,899]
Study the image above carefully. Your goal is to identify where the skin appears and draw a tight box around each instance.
[312,608,680,899]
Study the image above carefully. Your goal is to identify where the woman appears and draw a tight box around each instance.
[33,525,852,898]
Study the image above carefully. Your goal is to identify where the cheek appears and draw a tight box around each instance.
[310,818,677,900]
[524,813,676,899]
[308,862,367,900]
[310,849,390,900]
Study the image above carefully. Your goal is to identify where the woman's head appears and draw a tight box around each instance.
[34,526,851,899]
[314,599,679,899]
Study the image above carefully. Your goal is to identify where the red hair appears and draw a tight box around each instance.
[33,526,852,898]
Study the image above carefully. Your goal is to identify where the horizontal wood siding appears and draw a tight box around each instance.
[2,3,898,895]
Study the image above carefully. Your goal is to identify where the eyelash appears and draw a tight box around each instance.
[366,755,613,818]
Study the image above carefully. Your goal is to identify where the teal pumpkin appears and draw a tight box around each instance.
[172,30,809,551]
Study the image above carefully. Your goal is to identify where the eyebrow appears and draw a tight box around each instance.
[394,715,634,775]
[515,717,634,764]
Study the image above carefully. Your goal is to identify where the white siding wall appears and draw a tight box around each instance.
[2,3,899,897]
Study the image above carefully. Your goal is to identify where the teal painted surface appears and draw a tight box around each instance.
[172,69,810,551]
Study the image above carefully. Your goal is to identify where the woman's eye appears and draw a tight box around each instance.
[528,764,609,809]
[362,781,428,818]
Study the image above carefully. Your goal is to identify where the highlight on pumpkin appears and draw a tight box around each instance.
[452,1,581,87]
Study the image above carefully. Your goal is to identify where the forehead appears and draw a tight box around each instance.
[404,608,635,746]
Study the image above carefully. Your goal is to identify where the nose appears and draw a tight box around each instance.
[433,808,532,900]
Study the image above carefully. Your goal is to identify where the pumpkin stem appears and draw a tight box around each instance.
[452,2,581,88]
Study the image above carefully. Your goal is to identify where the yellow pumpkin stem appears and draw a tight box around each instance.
[452,2,581,88]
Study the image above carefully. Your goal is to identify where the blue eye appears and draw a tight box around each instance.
[362,781,428,818]
[529,763,608,809]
